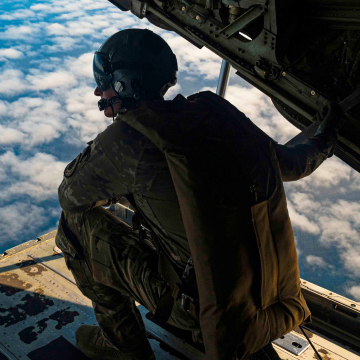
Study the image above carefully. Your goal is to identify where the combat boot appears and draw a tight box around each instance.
[75,325,155,360]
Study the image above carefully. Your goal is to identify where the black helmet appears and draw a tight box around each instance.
[93,29,178,110]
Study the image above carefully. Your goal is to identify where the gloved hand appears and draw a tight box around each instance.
[314,102,344,136]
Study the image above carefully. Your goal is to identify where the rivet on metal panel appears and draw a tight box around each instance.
[282,72,286,77]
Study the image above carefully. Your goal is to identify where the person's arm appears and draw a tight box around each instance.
[275,133,336,181]
[58,125,129,212]
[276,103,342,182]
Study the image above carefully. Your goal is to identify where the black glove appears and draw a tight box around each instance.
[314,102,344,136]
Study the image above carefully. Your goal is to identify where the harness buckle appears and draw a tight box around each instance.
[180,293,199,317]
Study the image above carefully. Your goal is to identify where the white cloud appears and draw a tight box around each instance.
[316,215,360,277]
[288,192,360,278]
[57,11,88,20]
[0,48,24,61]
[0,9,36,20]
[290,192,320,216]
[65,53,94,78]
[27,70,78,90]
[44,36,81,52]
[346,286,360,301]
[0,69,26,95]
[0,50,110,145]
[328,200,360,226]
[1,25,40,39]
[292,157,351,190]
[306,255,328,268]
[0,125,25,144]
[165,83,182,100]
[318,216,360,248]
[0,100,7,115]
[0,203,48,243]
[64,86,111,143]
[340,249,360,277]
[30,0,111,15]
[100,20,139,37]
[165,34,221,80]
[1,0,360,301]
[287,201,320,234]
[348,169,360,191]
[46,23,69,36]
[45,13,136,38]
[235,89,298,141]
[209,84,300,144]
[30,4,56,12]
[0,152,67,201]
[0,97,67,146]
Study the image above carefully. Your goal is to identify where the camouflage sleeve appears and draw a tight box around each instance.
[58,136,128,213]
[275,132,337,182]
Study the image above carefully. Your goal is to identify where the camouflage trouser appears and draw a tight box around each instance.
[55,207,200,351]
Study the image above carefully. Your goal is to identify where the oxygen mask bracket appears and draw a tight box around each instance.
[97,96,121,111]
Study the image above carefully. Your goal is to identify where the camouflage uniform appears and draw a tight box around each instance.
[56,96,202,350]
[56,93,336,356]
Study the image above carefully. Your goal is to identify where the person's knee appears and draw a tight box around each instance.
[55,211,80,257]
[61,209,86,238]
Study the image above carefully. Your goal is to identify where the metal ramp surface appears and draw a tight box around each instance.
[0,230,359,360]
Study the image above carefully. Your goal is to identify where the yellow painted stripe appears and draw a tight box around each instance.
[0,237,56,262]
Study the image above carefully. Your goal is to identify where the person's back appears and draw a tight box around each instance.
[56,28,341,360]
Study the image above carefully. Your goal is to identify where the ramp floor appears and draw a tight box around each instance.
[0,230,359,360]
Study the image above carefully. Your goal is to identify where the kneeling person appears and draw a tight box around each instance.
[56,29,340,360]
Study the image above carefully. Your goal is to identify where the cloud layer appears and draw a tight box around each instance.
[0,0,360,302]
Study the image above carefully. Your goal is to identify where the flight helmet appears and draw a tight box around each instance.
[93,29,178,111]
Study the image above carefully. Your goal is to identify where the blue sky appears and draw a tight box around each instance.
[1,0,360,301]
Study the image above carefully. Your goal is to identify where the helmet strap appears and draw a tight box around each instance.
[110,102,115,122]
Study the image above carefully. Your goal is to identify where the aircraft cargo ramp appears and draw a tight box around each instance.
[0,227,359,360]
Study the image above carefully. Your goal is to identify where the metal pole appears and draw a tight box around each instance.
[216,60,231,98]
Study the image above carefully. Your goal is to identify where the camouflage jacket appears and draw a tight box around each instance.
[59,93,336,276]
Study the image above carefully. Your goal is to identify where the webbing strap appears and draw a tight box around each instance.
[299,326,322,360]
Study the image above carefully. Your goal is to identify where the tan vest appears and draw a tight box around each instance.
[121,91,311,359]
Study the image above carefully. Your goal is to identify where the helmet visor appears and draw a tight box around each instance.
[93,52,112,92]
